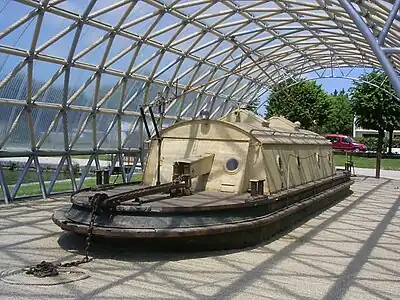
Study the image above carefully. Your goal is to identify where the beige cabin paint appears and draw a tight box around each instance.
[142,109,335,195]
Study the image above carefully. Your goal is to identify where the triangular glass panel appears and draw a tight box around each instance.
[172,57,199,83]
[0,103,24,147]
[233,23,263,41]
[39,113,65,151]
[55,1,93,15]
[122,78,147,111]
[30,107,60,149]
[96,73,122,107]
[0,1,33,32]
[149,12,182,36]
[189,33,220,58]
[36,12,76,54]
[77,37,110,67]
[92,1,132,26]
[0,60,28,101]
[152,24,184,44]
[209,95,225,114]
[217,21,249,35]
[32,60,65,103]
[123,1,158,28]
[44,156,75,194]
[122,116,142,149]
[145,83,167,106]
[67,72,97,107]
[66,111,92,148]
[191,66,215,88]
[105,35,136,72]
[106,46,138,73]
[177,2,210,16]
[131,44,160,76]
[13,157,43,198]
[3,109,31,150]
[133,52,161,77]
[124,14,161,36]
[171,24,202,51]
[221,48,243,69]
[67,68,96,100]
[176,63,212,86]
[180,92,202,119]
[76,156,98,190]
[41,25,77,59]
[98,81,124,110]
[197,3,232,27]
[169,88,195,117]
[153,53,182,81]
[0,5,36,50]
[73,26,109,61]
[34,70,66,105]
[219,77,241,97]
[96,114,118,149]
[209,42,235,64]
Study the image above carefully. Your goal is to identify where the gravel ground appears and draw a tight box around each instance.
[0,176,399,300]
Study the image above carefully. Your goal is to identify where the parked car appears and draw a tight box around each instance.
[325,134,367,152]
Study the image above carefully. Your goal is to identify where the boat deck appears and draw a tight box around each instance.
[1,176,399,299]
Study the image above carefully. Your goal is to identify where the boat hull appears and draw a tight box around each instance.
[52,171,353,250]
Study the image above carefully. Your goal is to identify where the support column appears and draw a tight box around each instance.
[339,0,400,96]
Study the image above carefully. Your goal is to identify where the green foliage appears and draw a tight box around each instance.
[320,89,353,135]
[354,136,388,152]
[350,71,400,134]
[353,136,400,152]
[265,78,330,131]
[244,97,260,114]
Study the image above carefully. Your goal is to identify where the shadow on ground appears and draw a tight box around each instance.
[56,188,354,263]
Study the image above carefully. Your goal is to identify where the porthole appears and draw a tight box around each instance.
[276,155,283,172]
[225,158,239,173]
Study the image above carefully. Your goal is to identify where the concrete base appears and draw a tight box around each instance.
[0,176,399,299]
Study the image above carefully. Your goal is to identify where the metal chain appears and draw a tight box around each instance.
[25,193,106,278]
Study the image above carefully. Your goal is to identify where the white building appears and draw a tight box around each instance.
[353,117,400,138]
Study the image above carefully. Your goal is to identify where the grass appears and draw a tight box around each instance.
[71,154,112,161]
[334,154,400,170]
[2,155,400,201]
[0,173,142,200]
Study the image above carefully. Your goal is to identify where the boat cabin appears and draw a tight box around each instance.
[142,109,335,195]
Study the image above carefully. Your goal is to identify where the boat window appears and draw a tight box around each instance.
[225,158,239,172]
[277,155,283,172]
[297,156,301,167]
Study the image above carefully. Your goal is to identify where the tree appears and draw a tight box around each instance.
[265,78,330,131]
[349,71,400,178]
[244,97,260,114]
[320,89,353,135]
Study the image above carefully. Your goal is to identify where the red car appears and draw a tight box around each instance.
[326,134,367,152]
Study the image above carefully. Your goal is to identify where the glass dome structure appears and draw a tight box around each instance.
[1,0,400,202]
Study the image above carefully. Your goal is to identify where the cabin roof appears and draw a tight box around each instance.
[159,109,330,146]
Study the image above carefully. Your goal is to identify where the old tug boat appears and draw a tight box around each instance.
[53,109,353,250]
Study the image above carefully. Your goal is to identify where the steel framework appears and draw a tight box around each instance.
[1,0,400,203]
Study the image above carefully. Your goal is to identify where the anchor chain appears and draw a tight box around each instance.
[25,193,107,278]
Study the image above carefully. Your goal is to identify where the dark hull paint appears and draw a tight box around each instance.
[52,171,353,250]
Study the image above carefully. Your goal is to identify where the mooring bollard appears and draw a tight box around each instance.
[95,170,103,185]
[103,169,110,184]
[250,179,258,196]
